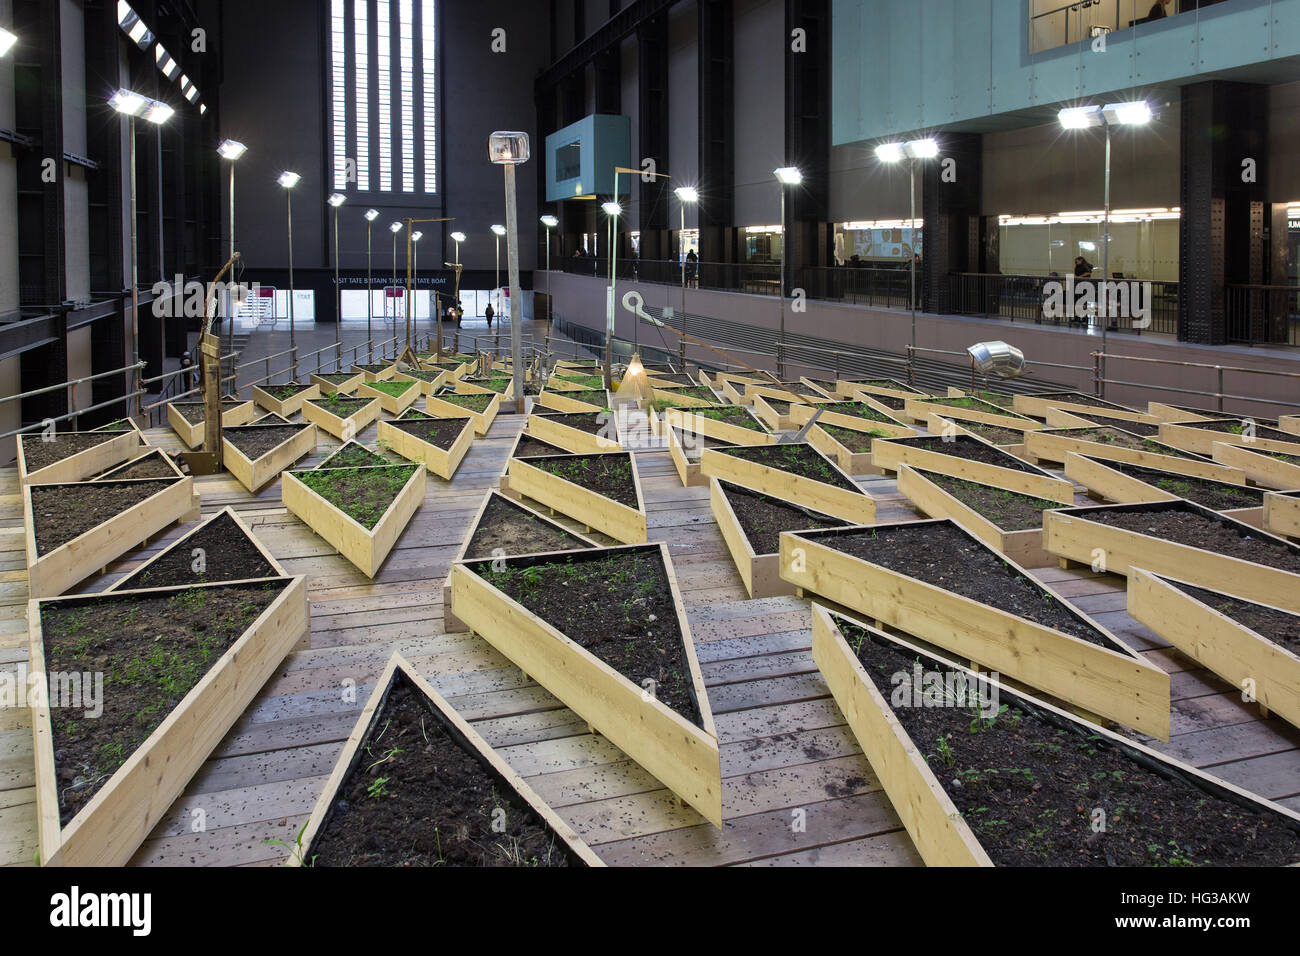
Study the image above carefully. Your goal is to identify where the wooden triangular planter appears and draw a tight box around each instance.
[377,412,474,480]
[506,451,646,543]
[18,430,142,486]
[358,378,421,415]
[167,398,256,449]
[90,448,183,482]
[700,441,875,524]
[309,371,364,395]
[525,411,621,455]
[108,506,289,592]
[425,390,501,436]
[872,434,1074,503]
[302,395,382,441]
[222,422,318,492]
[252,382,321,417]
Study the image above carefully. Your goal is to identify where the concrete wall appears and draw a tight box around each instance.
[732,0,784,227]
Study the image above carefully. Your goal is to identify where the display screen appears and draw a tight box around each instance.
[555,141,581,181]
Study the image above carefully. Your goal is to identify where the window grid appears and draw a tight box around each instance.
[376,0,393,192]
[399,0,415,193]
[354,0,370,191]
[422,0,436,193]
[330,0,348,190]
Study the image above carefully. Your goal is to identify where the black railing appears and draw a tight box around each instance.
[799,266,914,310]
[947,273,1178,334]
[558,256,780,296]
[1225,284,1300,346]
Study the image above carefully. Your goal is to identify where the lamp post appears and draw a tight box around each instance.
[601,200,622,388]
[110,89,174,417]
[874,139,938,382]
[277,171,301,376]
[488,130,530,414]
[328,193,345,351]
[410,230,423,336]
[1058,101,1152,390]
[773,167,803,378]
[673,186,699,367]
[491,224,506,353]
[365,208,379,358]
[540,214,558,330]
[216,140,246,361]
[390,221,403,339]
[449,231,466,348]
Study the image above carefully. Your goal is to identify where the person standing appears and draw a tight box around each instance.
[484,302,494,327]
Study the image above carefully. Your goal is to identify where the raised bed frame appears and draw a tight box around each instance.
[751,393,798,431]
[536,387,609,414]
[293,652,604,866]
[426,391,501,436]
[837,379,923,401]
[663,406,776,446]
[23,476,200,598]
[896,464,1057,567]
[870,435,1074,504]
[391,367,450,396]
[456,377,516,403]
[282,463,427,577]
[222,423,318,493]
[91,448,184,482]
[1023,427,1241,482]
[351,363,397,383]
[301,395,382,441]
[700,443,875,524]
[665,425,732,486]
[251,383,321,418]
[1012,392,1157,425]
[167,398,256,449]
[309,371,364,396]
[648,385,713,409]
[506,453,647,543]
[1211,441,1300,490]
[923,413,1028,459]
[902,396,1040,431]
[525,411,621,455]
[1064,451,1263,528]
[1157,419,1300,457]
[358,379,421,416]
[1043,500,1300,613]
[780,520,1171,739]
[17,430,143,486]
[107,505,288,591]
[1265,490,1300,538]
[377,414,474,480]
[450,542,722,827]
[804,423,887,476]
[788,400,914,437]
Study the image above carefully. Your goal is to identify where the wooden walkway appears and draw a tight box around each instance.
[1,407,1298,866]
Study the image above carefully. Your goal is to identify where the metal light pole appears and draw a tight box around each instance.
[390,221,402,340]
[602,200,621,389]
[217,140,246,362]
[774,167,803,379]
[540,214,557,331]
[489,131,530,414]
[328,193,345,350]
[874,140,937,383]
[278,171,301,377]
[365,208,379,359]
[674,186,699,368]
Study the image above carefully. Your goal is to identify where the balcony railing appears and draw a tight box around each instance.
[559,255,780,296]
[947,273,1179,334]
[1225,284,1300,347]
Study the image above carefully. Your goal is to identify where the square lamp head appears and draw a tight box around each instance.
[488,131,530,165]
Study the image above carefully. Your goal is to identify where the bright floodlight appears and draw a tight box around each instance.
[216,139,247,160]
[328,193,346,207]
[199,103,207,115]
[450,231,466,243]
[905,138,939,159]
[491,224,506,236]
[411,231,423,242]
[540,215,559,228]
[109,89,147,117]
[390,221,403,233]
[602,201,622,217]
[365,208,380,221]
[488,131,530,165]
[874,142,905,163]
[1058,105,1103,129]
[278,171,301,189]
[1103,100,1153,126]
[774,166,802,185]
[0,27,16,56]
[675,186,700,203]
[141,100,174,124]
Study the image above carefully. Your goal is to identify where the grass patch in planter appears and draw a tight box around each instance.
[425,390,500,435]
[781,520,1170,738]
[309,370,364,395]
[710,478,846,597]
[18,430,142,485]
[1065,453,1265,525]
[525,410,620,454]
[222,422,318,492]
[377,410,474,480]
[811,606,1300,867]
[700,441,874,524]
[358,377,420,415]
[507,451,646,543]
[252,381,320,417]
[282,463,425,577]
[391,366,448,395]
[30,575,308,865]
[24,476,199,598]
[110,507,284,591]
[872,434,1074,504]
[167,398,256,448]
[315,440,394,469]
[302,393,381,441]
[91,449,182,482]
[1044,499,1300,613]
[552,372,605,390]
[452,543,721,826]
[294,655,602,866]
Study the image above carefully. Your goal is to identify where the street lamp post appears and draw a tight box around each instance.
[449,231,466,351]
[674,186,699,368]
[390,221,403,345]
[328,193,345,351]
[540,214,558,332]
[601,200,622,388]
[277,171,301,377]
[216,139,247,362]
[365,209,379,360]
[491,224,506,353]
[773,167,803,379]
[488,131,530,414]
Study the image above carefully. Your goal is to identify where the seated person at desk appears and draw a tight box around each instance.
[1073,256,1094,278]
[1145,0,1172,20]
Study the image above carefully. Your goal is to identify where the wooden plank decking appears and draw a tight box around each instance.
[1,406,1297,867]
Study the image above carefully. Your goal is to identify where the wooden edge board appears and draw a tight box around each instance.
[377,416,474,481]
[18,430,141,486]
[221,423,318,493]
[505,454,647,544]
[870,437,1074,504]
[1211,441,1300,490]
[699,444,875,524]
[525,412,622,455]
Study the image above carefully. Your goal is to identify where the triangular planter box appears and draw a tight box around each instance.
[1265,490,1300,538]
[425,391,500,436]
[442,490,600,632]
[292,653,603,866]
[18,429,142,486]
[507,452,647,543]
[1147,401,1247,423]
[498,430,570,499]
[525,411,621,455]
[896,464,1058,568]
[536,387,609,414]
[539,376,592,393]
[28,574,309,866]
[1211,440,1300,490]
[805,423,893,476]
[1158,418,1300,458]
[451,542,722,827]
[1128,570,1300,731]
[835,378,923,401]
[456,377,516,402]
[252,382,320,417]
[222,422,318,492]
[108,505,288,591]
[696,369,756,392]
[282,463,426,577]
[924,412,1029,460]
[302,395,382,441]
[248,412,292,425]
[780,519,1170,739]
[1064,452,1264,528]
[358,378,420,415]
[810,605,1298,867]
[750,393,799,432]
[377,413,474,480]
[90,448,184,481]
[667,425,734,487]
[871,435,1074,504]
[1025,426,1242,483]
[1012,391,1156,425]
[23,476,200,598]
[1043,499,1300,614]
[744,381,834,407]
[550,371,607,391]
[391,366,449,395]
[903,395,1041,431]
[663,405,775,447]
[350,362,396,383]
[710,478,847,598]
[309,370,364,395]
[91,416,148,439]
[167,397,256,449]
[647,385,713,410]
[316,440,390,469]
[700,442,875,524]
[788,398,913,437]
[419,358,470,380]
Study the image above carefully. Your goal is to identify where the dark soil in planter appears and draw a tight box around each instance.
[817,401,900,424]
[1173,582,1300,656]
[945,421,1025,445]
[93,420,134,432]
[225,425,310,460]
[121,510,277,589]
[388,415,469,450]
[251,413,293,425]
[1037,392,1133,411]
[1079,505,1300,573]
[1066,412,1160,437]
[719,443,859,491]
[308,672,576,867]
[529,453,638,507]
[840,616,1300,866]
[921,396,1031,419]
[722,480,846,554]
[512,435,570,458]
[663,386,718,402]
[1082,458,1264,511]
[849,379,920,394]
[96,452,176,480]
[770,382,824,398]
[399,369,442,382]
[1265,449,1300,464]
[477,549,701,726]
[672,427,733,461]
[436,393,495,412]
[762,398,792,415]
[821,423,889,452]
[41,581,283,825]
[687,404,767,432]
[21,433,119,472]
[316,372,361,383]
[535,411,617,438]
[924,471,1063,531]
[891,435,1045,474]
[31,479,177,555]
[1058,427,1205,460]
[318,442,391,469]
[261,383,312,400]
[1168,405,1278,427]
[867,394,908,411]
[1184,419,1300,443]
[309,395,376,418]
[466,495,593,558]
[294,464,421,529]
[805,523,1120,650]
[172,400,245,425]
[356,364,393,373]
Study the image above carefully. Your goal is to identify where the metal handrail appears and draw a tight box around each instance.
[0,391,145,440]
[0,361,145,406]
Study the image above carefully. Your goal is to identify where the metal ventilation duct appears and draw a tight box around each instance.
[967,341,1026,379]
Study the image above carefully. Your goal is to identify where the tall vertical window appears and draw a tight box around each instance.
[329,0,437,195]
